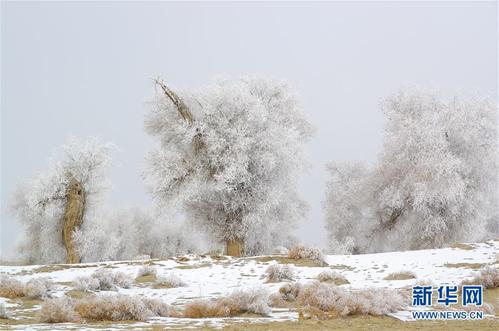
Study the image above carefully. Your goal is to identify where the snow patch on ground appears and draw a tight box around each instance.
[0,240,497,329]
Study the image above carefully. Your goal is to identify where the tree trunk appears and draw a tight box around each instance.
[225,238,244,257]
[62,177,86,264]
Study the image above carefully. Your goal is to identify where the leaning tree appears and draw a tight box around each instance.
[145,77,312,256]
[11,137,113,264]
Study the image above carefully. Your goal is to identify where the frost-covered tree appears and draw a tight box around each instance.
[74,206,201,262]
[325,90,498,253]
[11,137,113,264]
[145,77,312,256]
[323,162,377,254]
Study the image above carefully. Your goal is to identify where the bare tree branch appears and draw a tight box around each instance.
[154,78,194,124]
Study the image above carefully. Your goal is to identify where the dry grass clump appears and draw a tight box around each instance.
[0,303,8,319]
[279,282,302,301]
[137,265,157,277]
[74,269,132,291]
[383,271,416,281]
[183,288,270,318]
[40,297,79,323]
[154,273,186,288]
[462,266,499,289]
[74,294,152,321]
[0,276,24,298]
[24,277,55,298]
[269,282,302,307]
[317,270,349,285]
[40,294,176,323]
[142,298,180,317]
[297,281,405,317]
[265,264,295,283]
[0,275,53,299]
[288,245,327,266]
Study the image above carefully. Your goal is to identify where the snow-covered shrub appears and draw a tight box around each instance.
[317,270,349,285]
[297,282,337,311]
[108,270,132,289]
[0,276,53,299]
[265,264,295,282]
[325,91,498,253]
[183,300,221,318]
[74,294,152,321]
[183,288,270,318]
[11,137,114,264]
[145,77,313,256]
[74,269,132,291]
[288,245,327,266]
[73,276,100,292]
[228,288,270,316]
[0,276,25,298]
[137,265,157,278]
[462,266,499,289]
[297,281,405,317]
[278,282,302,301]
[155,273,186,288]
[24,278,54,298]
[40,297,78,323]
[0,303,8,319]
[142,298,178,317]
[40,294,176,323]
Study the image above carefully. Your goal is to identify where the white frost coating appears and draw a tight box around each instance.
[10,136,199,264]
[74,269,132,291]
[325,90,498,253]
[10,136,114,264]
[74,206,200,262]
[145,76,313,254]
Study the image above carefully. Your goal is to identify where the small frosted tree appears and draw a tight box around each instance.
[11,137,113,264]
[325,90,498,253]
[145,76,312,256]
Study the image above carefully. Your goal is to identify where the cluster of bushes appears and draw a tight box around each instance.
[183,288,270,318]
[270,281,405,319]
[40,294,177,323]
[265,264,295,283]
[74,269,132,292]
[462,266,499,289]
[40,288,270,322]
[0,275,53,299]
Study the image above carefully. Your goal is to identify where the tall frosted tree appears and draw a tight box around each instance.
[145,76,312,256]
[325,90,498,253]
[11,137,113,264]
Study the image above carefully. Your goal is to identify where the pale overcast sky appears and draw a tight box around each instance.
[1,1,497,258]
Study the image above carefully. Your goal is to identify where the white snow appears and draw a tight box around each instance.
[0,240,497,329]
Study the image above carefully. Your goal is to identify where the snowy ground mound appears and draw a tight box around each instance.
[0,240,497,330]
